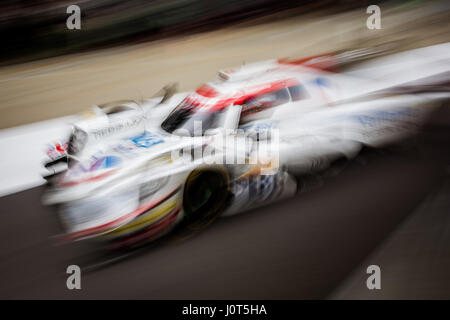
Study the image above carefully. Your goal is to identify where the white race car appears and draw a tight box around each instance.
[43,43,450,248]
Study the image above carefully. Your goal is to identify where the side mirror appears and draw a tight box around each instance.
[159,82,179,104]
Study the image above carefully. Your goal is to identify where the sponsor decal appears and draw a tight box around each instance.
[46,142,68,159]
[233,169,280,205]
[353,107,416,127]
[249,173,277,202]
[91,117,143,139]
[131,131,164,148]
[89,155,122,171]
[65,155,121,181]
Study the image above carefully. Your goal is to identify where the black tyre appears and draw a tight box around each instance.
[182,168,230,228]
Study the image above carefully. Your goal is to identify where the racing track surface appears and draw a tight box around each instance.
[0,108,449,299]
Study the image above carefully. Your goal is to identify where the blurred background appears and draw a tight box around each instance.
[0,0,361,64]
[1,0,449,129]
[0,0,449,299]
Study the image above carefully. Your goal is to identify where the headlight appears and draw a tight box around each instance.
[68,126,87,155]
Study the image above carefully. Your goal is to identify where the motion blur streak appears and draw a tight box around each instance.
[0,120,449,299]
[1,0,449,129]
[0,0,449,299]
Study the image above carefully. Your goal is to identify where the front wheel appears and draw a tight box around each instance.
[182,168,230,229]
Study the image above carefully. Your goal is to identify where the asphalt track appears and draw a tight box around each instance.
[0,109,449,299]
